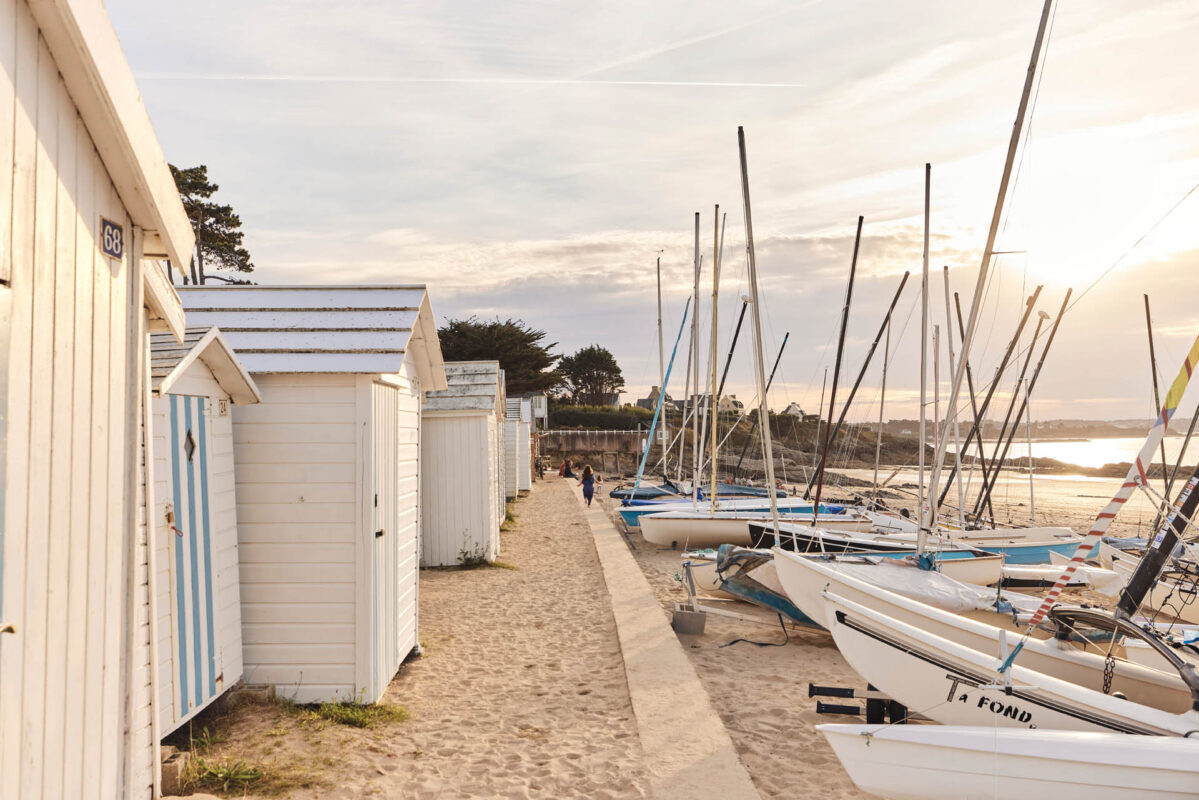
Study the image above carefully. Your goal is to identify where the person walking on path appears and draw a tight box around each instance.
[578,464,601,506]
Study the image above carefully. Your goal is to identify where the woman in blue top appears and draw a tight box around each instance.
[577,464,601,506]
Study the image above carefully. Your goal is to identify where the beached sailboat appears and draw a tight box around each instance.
[638,507,872,548]
[819,724,1199,800]
[617,495,829,530]
[822,590,1199,735]
[752,518,1081,565]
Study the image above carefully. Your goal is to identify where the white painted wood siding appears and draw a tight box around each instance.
[151,366,243,734]
[232,374,359,703]
[0,3,152,797]
[503,419,519,499]
[366,360,421,699]
[493,416,505,526]
[517,422,533,491]
[420,413,498,567]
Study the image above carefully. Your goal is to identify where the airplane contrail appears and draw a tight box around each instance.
[137,73,805,88]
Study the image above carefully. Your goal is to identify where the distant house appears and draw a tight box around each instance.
[636,385,673,411]
[782,402,805,417]
[718,395,745,414]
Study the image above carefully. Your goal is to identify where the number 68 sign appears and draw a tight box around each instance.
[100,217,124,260]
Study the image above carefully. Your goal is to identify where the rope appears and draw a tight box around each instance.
[720,612,790,648]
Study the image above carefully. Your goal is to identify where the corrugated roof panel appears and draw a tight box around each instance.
[423,361,503,412]
[182,286,426,310]
[179,286,431,374]
[149,326,212,383]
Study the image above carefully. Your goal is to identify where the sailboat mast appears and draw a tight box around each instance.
[917,164,930,554]
[933,325,941,525]
[737,126,781,543]
[811,216,863,525]
[710,206,722,510]
[943,267,966,528]
[872,322,890,506]
[676,298,694,483]
[657,255,667,465]
[1025,378,1035,523]
[925,0,1055,535]
[689,214,701,496]
[1145,294,1170,506]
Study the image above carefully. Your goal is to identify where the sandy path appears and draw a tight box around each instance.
[370,479,651,799]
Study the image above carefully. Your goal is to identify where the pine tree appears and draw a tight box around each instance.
[437,317,561,394]
[169,164,254,284]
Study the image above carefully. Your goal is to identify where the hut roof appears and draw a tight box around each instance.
[178,286,448,389]
[423,361,505,414]
[149,326,260,405]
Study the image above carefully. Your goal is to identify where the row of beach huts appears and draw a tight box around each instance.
[0,2,539,798]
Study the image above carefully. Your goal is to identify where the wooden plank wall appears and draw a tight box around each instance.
[395,363,422,689]
[152,367,244,734]
[504,420,519,499]
[364,359,421,701]
[420,414,497,567]
[232,374,359,703]
[0,1,149,797]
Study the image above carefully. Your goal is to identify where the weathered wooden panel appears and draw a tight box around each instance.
[0,6,155,796]
[420,414,498,567]
[231,374,360,701]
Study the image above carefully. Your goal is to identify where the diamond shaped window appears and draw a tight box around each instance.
[184,430,196,462]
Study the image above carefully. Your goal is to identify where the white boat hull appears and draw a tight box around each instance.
[824,591,1199,735]
[820,724,1199,800]
[773,548,1025,632]
[640,511,870,548]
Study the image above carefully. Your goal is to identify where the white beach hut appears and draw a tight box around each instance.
[420,361,506,566]
[0,0,197,796]
[180,286,447,704]
[505,397,534,495]
[148,326,260,734]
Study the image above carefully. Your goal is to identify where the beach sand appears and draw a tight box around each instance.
[187,479,649,799]
[380,479,651,798]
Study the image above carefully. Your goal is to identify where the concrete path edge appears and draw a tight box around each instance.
[569,484,761,800]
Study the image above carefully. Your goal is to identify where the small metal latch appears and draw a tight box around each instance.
[1,623,16,635]
[375,529,385,538]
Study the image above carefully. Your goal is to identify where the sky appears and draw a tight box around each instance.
[107,0,1199,424]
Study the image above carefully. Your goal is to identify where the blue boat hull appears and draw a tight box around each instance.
[976,540,1081,565]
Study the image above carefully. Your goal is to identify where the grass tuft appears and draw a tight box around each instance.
[191,757,262,793]
[281,698,410,729]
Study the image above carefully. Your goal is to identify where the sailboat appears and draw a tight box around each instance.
[819,724,1199,800]
[821,590,1199,735]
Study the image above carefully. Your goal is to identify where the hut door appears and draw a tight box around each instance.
[371,383,401,695]
[167,394,221,720]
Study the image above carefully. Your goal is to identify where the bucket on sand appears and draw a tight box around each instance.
[671,603,707,635]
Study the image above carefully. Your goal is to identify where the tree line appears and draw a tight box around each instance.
[438,317,624,404]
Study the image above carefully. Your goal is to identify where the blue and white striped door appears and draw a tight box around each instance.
[168,395,219,719]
